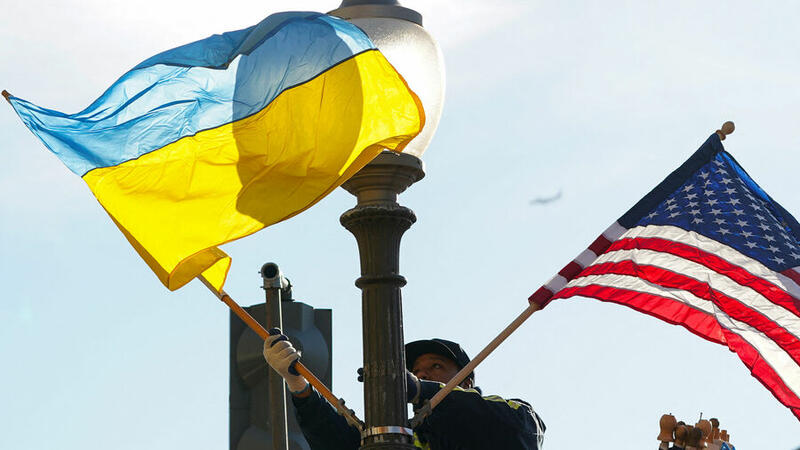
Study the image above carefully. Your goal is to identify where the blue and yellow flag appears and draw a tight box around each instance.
[5,12,424,292]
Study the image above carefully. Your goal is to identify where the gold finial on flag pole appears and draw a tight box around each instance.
[715,121,735,140]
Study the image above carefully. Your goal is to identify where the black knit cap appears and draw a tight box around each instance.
[405,338,474,383]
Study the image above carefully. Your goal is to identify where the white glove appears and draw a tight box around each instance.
[263,333,309,394]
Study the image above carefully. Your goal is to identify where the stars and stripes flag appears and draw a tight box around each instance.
[529,133,800,420]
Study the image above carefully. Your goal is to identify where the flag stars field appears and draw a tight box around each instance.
[642,153,800,272]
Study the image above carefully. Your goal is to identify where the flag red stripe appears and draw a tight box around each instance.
[588,234,613,255]
[552,284,726,344]
[559,261,583,279]
[529,233,618,307]
[554,284,800,419]
[608,237,800,318]
[528,287,553,307]
[579,260,800,366]
[553,285,800,419]
[782,268,800,287]
[721,329,800,419]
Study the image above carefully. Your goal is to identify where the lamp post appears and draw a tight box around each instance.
[330,1,445,448]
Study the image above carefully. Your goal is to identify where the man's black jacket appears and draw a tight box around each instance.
[291,384,545,450]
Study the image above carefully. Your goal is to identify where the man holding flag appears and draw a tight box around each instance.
[317,123,800,444]
[263,333,546,450]
[4,8,428,430]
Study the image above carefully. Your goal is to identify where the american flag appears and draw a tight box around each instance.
[530,133,800,420]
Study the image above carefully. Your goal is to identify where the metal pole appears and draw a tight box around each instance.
[261,263,289,450]
[340,151,424,449]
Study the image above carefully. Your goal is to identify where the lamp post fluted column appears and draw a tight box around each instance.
[331,0,444,447]
[340,152,424,449]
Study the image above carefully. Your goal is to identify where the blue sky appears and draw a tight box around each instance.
[2,1,799,448]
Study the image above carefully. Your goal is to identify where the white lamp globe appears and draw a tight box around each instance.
[331,2,445,159]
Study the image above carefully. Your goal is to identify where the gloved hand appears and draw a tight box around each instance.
[407,370,442,406]
[406,370,422,404]
[263,328,309,394]
[357,368,435,405]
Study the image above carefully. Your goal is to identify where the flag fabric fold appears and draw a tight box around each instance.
[530,134,800,420]
[7,12,424,292]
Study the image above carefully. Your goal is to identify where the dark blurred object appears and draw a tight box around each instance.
[674,425,688,448]
[658,414,676,442]
[686,426,703,449]
[695,419,711,446]
[529,189,562,205]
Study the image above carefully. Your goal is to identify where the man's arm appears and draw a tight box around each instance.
[291,388,361,450]
[415,383,545,450]
[263,333,360,450]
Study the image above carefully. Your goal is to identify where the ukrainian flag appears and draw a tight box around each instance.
[6,12,424,292]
